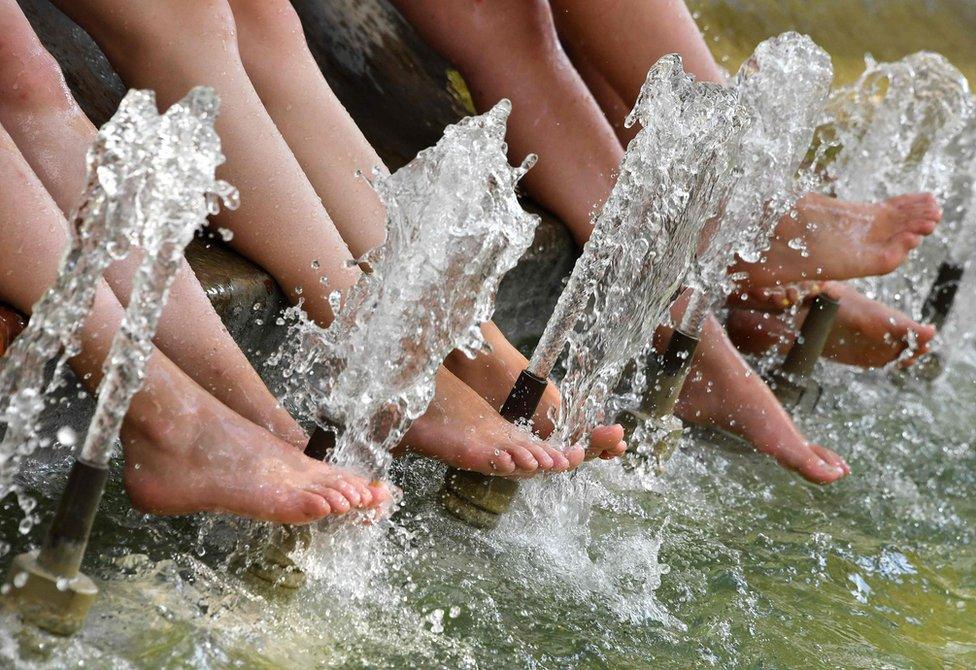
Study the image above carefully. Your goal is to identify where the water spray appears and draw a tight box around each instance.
[616,34,834,464]
[5,88,234,635]
[256,102,539,566]
[440,266,590,529]
[442,56,748,528]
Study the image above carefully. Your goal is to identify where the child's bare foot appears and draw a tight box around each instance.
[727,282,937,369]
[728,281,829,312]
[677,316,849,484]
[399,367,591,476]
[737,192,941,286]
[444,322,626,459]
[121,385,389,524]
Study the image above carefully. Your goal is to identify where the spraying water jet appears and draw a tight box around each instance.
[619,34,834,463]
[4,87,235,635]
[444,55,749,527]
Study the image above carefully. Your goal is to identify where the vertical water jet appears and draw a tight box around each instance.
[4,88,235,635]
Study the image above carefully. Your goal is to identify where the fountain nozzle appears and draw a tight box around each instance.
[5,459,107,636]
[440,369,549,529]
[766,294,840,412]
[617,329,700,470]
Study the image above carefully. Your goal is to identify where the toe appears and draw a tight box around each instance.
[330,478,363,507]
[524,441,555,470]
[889,193,941,221]
[505,443,540,473]
[564,445,586,470]
[488,449,517,476]
[291,491,331,523]
[908,217,938,235]
[368,480,393,507]
[811,444,850,475]
[543,444,570,471]
[323,489,352,515]
[789,448,848,484]
[590,424,625,453]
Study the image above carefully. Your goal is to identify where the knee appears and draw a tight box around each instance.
[0,12,73,111]
[227,0,306,48]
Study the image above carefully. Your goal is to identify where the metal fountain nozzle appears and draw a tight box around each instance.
[5,459,107,636]
[766,294,840,413]
[617,329,700,471]
[440,369,550,529]
[921,260,964,330]
[905,260,965,382]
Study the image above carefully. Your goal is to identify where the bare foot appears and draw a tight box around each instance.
[445,322,627,460]
[727,281,829,312]
[727,282,936,369]
[121,388,389,524]
[737,192,940,286]
[399,367,593,476]
[676,316,849,484]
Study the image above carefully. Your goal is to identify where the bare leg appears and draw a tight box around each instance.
[224,0,625,458]
[676,316,849,484]
[726,282,937,369]
[393,0,843,477]
[391,0,622,247]
[0,123,386,521]
[51,0,361,323]
[0,0,307,444]
[548,0,940,284]
[550,0,728,99]
[56,0,596,473]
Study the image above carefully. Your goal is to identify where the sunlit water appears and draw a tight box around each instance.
[2,12,976,670]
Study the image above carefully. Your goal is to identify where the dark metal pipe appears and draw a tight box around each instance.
[5,459,107,635]
[768,294,840,411]
[779,294,840,378]
[921,260,964,329]
[618,329,699,469]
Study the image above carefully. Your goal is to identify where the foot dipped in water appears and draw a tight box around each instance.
[676,315,849,484]
[737,192,941,286]
[727,281,937,369]
[121,372,391,524]
[444,322,627,461]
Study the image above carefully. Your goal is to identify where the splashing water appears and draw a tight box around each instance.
[0,88,233,540]
[80,88,237,466]
[546,55,747,448]
[822,52,973,203]
[680,34,834,335]
[816,52,975,317]
[277,101,537,479]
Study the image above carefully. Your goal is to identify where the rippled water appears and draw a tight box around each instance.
[2,325,973,667]
[2,5,976,669]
